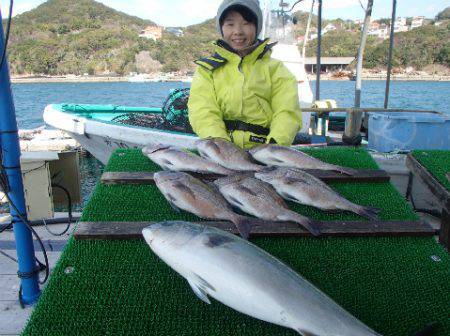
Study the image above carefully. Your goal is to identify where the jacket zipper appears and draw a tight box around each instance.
[238,57,244,120]
[237,57,245,146]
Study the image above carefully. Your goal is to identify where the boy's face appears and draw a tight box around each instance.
[222,10,256,51]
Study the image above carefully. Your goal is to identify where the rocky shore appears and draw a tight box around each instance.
[11,72,450,84]
[10,73,192,84]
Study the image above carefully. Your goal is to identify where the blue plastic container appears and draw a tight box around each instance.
[368,112,450,152]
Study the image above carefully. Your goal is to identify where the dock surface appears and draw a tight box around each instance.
[0,219,76,336]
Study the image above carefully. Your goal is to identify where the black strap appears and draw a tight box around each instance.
[0,130,18,134]
[224,120,270,136]
[2,165,20,170]
[11,214,29,224]
[17,266,41,279]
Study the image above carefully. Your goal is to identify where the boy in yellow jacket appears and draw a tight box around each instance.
[188,0,302,149]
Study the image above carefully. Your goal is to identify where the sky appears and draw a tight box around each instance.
[1,0,449,27]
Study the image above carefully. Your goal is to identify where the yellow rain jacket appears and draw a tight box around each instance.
[188,39,302,149]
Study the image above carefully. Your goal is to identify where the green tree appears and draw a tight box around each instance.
[436,7,450,20]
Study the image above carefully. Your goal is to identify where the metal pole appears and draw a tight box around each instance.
[343,0,373,145]
[0,9,41,304]
[313,0,323,135]
[302,0,315,59]
[384,0,397,109]
[315,0,322,101]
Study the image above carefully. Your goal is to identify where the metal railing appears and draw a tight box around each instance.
[303,108,444,116]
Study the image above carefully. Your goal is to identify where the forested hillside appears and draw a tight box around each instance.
[2,0,448,75]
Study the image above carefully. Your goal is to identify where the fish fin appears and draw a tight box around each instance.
[270,157,285,163]
[205,233,235,248]
[283,177,300,185]
[168,201,181,213]
[279,191,300,203]
[205,180,220,191]
[227,195,245,208]
[235,185,258,197]
[172,182,196,200]
[285,170,315,185]
[200,151,212,160]
[296,329,319,336]
[281,212,322,237]
[142,143,170,154]
[355,205,381,221]
[187,273,216,304]
[165,193,181,213]
[322,209,342,214]
[187,279,211,304]
[161,159,174,166]
[207,140,222,155]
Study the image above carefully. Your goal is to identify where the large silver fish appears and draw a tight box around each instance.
[142,144,233,175]
[249,144,359,175]
[255,167,380,220]
[154,171,259,238]
[196,138,264,171]
[142,221,381,336]
[214,175,321,236]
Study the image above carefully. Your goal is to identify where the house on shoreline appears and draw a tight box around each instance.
[304,57,355,74]
[139,26,163,41]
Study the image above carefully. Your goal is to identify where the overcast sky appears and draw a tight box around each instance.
[2,0,449,26]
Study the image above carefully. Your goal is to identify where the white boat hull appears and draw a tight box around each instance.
[43,105,198,165]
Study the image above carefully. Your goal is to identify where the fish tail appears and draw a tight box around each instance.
[284,212,321,237]
[232,216,254,240]
[354,205,381,221]
[411,322,440,336]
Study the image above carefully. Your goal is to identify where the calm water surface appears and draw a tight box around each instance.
[10,80,450,208]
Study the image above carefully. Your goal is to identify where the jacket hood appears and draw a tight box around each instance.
[216,0,263,37]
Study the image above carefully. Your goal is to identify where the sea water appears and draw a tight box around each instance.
[10,80,450,208]
[11,81,450,129]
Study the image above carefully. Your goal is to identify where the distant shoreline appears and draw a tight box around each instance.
[10,74,450,84]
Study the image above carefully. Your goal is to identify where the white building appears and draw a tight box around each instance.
[165,27,184,37]
[394,17,408,33]
[396,17,407,26]
[322,24,337,34]
[139,26,163,41]
[368,22,389,39]
[410,16,425,30]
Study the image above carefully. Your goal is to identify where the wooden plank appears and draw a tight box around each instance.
[406,154,450,206]
[74,220,436,240]
[439,207,450,252]
[406,154,450,252]
[101,168,390,185]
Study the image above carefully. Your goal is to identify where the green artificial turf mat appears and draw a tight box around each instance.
[22,148,450,336]
[80,148,416,222]
[412,150,450,191]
